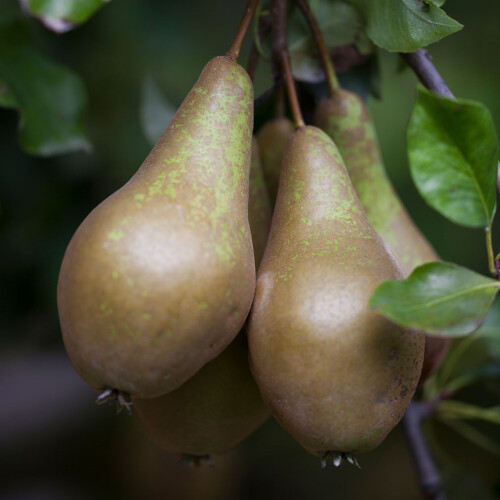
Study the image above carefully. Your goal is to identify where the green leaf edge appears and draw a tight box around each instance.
[370,261,500,337]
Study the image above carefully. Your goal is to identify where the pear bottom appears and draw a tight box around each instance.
[249,261,425,456]
[133,333,268,456]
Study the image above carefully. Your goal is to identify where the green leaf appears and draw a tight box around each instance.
[288,0,372,83]
[407,87,498,228]
[438,400,500,425]
[0,19,91,156]
[347,0,462,52]
[139,77,176,147]
[370,262,500,337]
[19,0,109,33]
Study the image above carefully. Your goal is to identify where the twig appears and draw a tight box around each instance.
[401,50,454,99]
[402,401,447,500]
[401,49,500,194]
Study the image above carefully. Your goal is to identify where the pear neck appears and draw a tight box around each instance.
[276,126,368,234]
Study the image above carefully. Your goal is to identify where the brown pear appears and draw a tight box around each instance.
[257,117,295,206]
[314,89,449,383]
[247,125,424,457]
[133,138,271,455]
[57,56,255,399]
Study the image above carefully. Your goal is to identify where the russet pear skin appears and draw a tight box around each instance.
[132,138,271,455]
[247,126,424,455]
[314,89,449,383]
[57,56,255,399]
[257,117,295,207]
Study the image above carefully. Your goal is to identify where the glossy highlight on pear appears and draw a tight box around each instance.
[57,56,256,399]
[248,125,425,456]
[132,138,271,455]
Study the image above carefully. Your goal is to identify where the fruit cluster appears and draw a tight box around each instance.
[57,3,448,465]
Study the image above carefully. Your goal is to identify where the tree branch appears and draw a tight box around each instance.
[401,49,500,194]
[400,50,454,99]
[402,401,447,500]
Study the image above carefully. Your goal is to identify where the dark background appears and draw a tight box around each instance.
[1,1,500,498]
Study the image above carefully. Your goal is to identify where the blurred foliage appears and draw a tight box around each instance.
[20,0,110,33]
[287,0,373,82]
[0,4,90,155]
[139,76,176,147]
[1,0,500,498]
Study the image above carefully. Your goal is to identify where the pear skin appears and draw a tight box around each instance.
[247,126,424,456]
[257,117,295,206]
[132,138,271,455]
[133,332,268,456]
[314,89,449,383]
[58,56,255,399]
[248,137,273,266]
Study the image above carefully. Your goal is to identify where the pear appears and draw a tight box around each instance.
[248,137,273,266]
[132,138,271,455]
[314,89,449,383]
[257,117,295,206]
[57,56,255,399]
[247,125,424,457]
[133,331,268,456]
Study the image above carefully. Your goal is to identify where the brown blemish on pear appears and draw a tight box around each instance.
[247,126,424,456]
[133,140,271,455]
[57,56,256,399]
[314,89,449,384]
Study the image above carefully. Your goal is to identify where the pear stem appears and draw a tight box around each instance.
[272,0,305,128]
[486,226,496,276]
[293,0,340,95]
[281,52,305,128]
[226,0,260,61]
